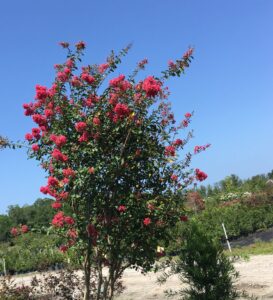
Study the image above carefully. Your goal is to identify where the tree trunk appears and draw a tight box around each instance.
[83,240,92,300]
[96,262,103,300]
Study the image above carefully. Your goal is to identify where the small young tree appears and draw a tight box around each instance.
[158,221,239,300]
[21,41,208,300]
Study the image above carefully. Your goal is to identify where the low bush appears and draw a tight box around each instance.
[158,221,240,300]
[193,203,273,241]
[0,233,65,274]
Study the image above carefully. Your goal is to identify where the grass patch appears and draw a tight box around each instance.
[226,239,273,257]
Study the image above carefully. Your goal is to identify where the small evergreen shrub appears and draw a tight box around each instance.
[159,221,239,300]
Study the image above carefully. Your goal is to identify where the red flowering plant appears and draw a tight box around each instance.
[10,225,29,236]
[23,41,208,300]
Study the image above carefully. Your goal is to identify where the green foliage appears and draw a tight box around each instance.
[8,198,54,229]
[194,203,273,240]
[0,233,64,274]
[160,222,239,300]
[0,215,12,241]
[0,198,54,242]
[226,239,273,257]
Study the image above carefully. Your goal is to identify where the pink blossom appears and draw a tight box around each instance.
[32,144,39,151]
[21,225,29,233]
[66,59,74,68]
[75,41,86,50]
[142,76,162,97]
[71,76,82,87]
[52,149,68,162]
[52,201,62,209]
[48,176,59,187]
[75,122,87,132]
[35,85,49,100]
[143,217,151,226]
[52,211,65,227]
[171,174,178,181]
[63,168,75,177]
[32,114,47,126]
[45,109,53,118]
[88,167,95,174]
[164,145,176,157]
[59,42,69,48]
[78,132,89,142]
[64,216,75,225]
[81,73,95,84]
[98,63,109,74]
[32,128,41,139]
[25,133,33,141]
[40,186,50,194]
[59,245,68,253]
[10,227,18,236]
[117,205,126,212]
[194,144,211,154]
[173,139,183,146]
[109,75,131,91]
[113,103,130,119]
[23,103,35,116]
[195,168,208,181]
[93,117,101,126]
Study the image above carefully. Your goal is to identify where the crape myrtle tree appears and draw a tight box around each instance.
[21,41,208,300]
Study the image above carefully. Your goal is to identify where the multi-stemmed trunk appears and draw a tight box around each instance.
[82,233,126,300]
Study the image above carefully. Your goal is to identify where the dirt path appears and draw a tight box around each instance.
[11,255,273,299]
[116,255,273,300]
[234,255,273,299]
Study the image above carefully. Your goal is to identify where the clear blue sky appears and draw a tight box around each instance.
[0,0,272,213]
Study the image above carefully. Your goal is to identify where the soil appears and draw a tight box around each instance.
[11,255,273,300]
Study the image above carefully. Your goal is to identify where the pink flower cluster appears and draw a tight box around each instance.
[113,103,130,122]
[109,75,131,91]
[98,63,109,74]
[143,217,151,226]
[35,84,50,101]
[138,58,148,69]
[63,168,75,177]
[195,168,208,181]
[183,48,194,60]
[164,145,176,157]
[142,76,162,98]
[32,114,47,126]
[81,73,95,84]
[172,139,183,147]
[52,149,68,162]
[194,144,211,154]
[10,225,29,236]
[75,122,87,132]
[52,211,75,227]
[50,134,67,148]
[48,176,59,187]
[117,205,126,212]
[57,67,71,82]
[171,174,178,181]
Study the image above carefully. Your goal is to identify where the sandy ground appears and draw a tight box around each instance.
[11,255,273,300]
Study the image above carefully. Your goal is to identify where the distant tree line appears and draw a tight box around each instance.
[0,198,54,241]
[198,170,273,198]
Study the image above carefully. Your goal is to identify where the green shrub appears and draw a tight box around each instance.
[160,222,239,300]
[193,203,273,241]
[0,233,65,274]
